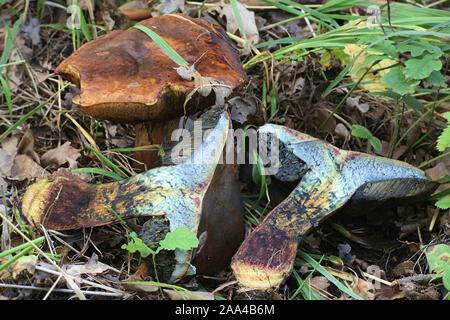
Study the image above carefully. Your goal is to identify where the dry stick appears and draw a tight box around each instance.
[428,207,440,232]
[42,273,63,300]
[0,211,86,300]
[35,265,125,295]
[0,283,122,297]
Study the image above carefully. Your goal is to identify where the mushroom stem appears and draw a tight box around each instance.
[21,109,233,281]
[231,124,439,290]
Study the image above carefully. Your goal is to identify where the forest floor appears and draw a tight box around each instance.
[0,0,449,300]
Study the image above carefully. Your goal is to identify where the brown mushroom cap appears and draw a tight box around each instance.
[55,13,247,123]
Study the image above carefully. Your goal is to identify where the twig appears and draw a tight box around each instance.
[0,211,86,300]
[0,283,122,297]
[35,265,125,295]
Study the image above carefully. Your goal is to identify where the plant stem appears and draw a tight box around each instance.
[318,60,378,131]
[419,150,450,169]
[0,237,45,259]
[388,97,400,158]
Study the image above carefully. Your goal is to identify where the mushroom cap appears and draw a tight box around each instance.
[55,13,247,123]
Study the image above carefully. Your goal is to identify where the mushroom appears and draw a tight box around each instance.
[21,107,244,282]
[231,124,439,289]
[55,13,247,169]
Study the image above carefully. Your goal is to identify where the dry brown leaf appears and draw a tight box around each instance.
[0,255,38,280]
[425,162,449,194]
[353,278,375,300]
[163,289,215,300]
[219,1,259,46]
[335,123,350,139]
[392,261,415,278]
[65,261,110,284]
[41,141,81,169]
[122,282,159,293]
[0,148,16,178]
[17,128,40,164]
[10,154,48,181]
[346,95,370,113]
[308,276,330,291]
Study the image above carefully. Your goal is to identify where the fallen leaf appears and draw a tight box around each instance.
[65,260,111,284]
[346,95,370,113]
[219,1,259,46]
[41,141,81,169]
[163,289,214,300]
[392,261,416,277]
[153,0,185,15]
[335,123,350,139]
[425,162,449,194]
[10,154,48,181]
[0,255,38,280]
[22,18,41,47]
[17,128,40,164]
[0,140,17,178]
[353,278,375,300]
[343,44,395,92]
[308,276,330,291]
[229,97,257,124]
[122,281,159,293]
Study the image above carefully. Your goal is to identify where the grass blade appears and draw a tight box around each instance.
[0,76,13,122]
[0,237,45,259]
[86,145,129,179]
[133,25,189,68]
[230,0,251,51]
[0,15,23,74]
[0,82,70,143]
[290,255,325,300]
[71,168,125,181]
[297,250,364,300]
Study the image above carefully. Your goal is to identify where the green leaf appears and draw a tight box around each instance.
[401,95,425,112]
[369,90,402,100]
[121,232,154,258]
[352,125,381,152]
[437,112,450,152]
[368,136,382,152]
[370,40,398,57]
[404,55,442,80]
[397,40,442,58]
[425,70,447,88]
[380,66,419,95]
[351,125,373,139]
[133,25,189,68]
[158,226,199,252]
[435,196,450,210]
[425,244,450,291]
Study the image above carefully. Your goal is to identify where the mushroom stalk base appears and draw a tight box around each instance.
[231,124,439,290]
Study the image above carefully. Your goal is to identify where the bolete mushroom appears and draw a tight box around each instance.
[231,124,439,289]
[55,13,247,169]
[21,107,244,282]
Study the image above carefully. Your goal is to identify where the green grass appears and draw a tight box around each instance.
[0,82,71,143]
[133,25,190,68]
